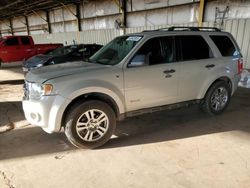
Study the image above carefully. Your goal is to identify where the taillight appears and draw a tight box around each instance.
[237,58,243,74]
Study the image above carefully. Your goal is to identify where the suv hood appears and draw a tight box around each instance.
[25,61,107,83]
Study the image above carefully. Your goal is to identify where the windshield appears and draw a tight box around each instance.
[48,45,78,56]
[89,35,143,65]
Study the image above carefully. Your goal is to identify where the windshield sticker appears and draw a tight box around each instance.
[126,36,142,41]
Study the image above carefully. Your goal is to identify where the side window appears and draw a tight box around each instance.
[210,35,236,57]
[161,37,175,63]
[91,45,100,54]
[21,37,31,45]
[129,37,174,67]
[177,35,212,61]
[139,38,162,65]
[75,47,88,57]
[5,38,19,46]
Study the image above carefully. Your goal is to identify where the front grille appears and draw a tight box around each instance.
[23,81,30,100]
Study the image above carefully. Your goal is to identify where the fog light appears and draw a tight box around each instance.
[30,113,37,120]
[30,113,41,122]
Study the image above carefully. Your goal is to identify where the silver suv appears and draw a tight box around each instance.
[23,27,243,148]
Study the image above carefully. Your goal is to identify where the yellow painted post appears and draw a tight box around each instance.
[198,0,205,27]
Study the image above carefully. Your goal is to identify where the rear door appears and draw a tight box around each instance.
[124,36,180,112]
[176,35,216,102]
[20,36,36,60]
[209,34,241,75]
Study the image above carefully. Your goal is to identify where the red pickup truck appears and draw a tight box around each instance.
[0,35,63,67]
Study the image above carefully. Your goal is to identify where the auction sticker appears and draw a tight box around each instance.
[126,36,142,41]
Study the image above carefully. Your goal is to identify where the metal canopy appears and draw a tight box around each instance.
[0,0,82,20]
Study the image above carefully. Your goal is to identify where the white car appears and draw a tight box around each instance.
[23,27,243,148]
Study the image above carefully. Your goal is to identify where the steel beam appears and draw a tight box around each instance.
[60,3,77,17]
[60,2,82,31]
[32,10,47,22]
[0,0,23,11]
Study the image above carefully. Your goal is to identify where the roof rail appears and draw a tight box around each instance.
[158,26,221,32]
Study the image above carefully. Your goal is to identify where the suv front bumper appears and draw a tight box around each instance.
[22,95,70,133]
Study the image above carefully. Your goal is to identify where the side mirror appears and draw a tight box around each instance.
[128,54,146,67]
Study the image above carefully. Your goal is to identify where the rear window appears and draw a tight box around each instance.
[210,35,236,57]
[21,37,31,45]
[176,35,212,61]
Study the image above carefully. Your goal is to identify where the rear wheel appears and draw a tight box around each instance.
[64,100,116,149]
[201,81,231,115]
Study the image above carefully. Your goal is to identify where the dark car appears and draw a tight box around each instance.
[23,44,103,72]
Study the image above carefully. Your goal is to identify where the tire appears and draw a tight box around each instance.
[201,81,231,116]
[64,100,116,149]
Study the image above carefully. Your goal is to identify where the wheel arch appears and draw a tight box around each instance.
[201,76,233,99]
[61,92,122,128]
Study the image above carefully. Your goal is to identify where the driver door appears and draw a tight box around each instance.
[124,36,180,112]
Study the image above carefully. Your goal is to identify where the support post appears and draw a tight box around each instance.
[121,0,127,28]
[113,0,127,28]
[25,16,30,35]
[9,18,14,35]
[76,3,82,31]
[46,11,52,34]
[198,0,206,27]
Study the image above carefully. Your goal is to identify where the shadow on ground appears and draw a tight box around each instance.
[0,63,24,82]
[0,101,25,127]
[104,87,250,148]
[0,88,249,160]
[0,62,22,69]
[0,80,24,85]
[0,126,75,160]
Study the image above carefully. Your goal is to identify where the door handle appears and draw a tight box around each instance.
[163,69,176,74]
[205,64,215,68]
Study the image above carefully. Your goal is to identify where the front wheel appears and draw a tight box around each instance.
[201,81,231,115]
[64,100,116,149]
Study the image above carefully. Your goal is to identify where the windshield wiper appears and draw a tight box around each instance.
[88,59,104,65]
[88,59,96,63]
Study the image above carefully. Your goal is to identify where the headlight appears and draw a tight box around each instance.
[37,64,43,68]
[29,83,53,99]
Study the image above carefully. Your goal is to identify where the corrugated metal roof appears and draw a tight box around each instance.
[0,0,82,20]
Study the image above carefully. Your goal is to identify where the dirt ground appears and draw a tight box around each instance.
[0,65,250,188]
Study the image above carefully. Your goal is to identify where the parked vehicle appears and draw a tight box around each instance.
[0,35,63,67]
[22,44,103,72]
[23,27,243,149]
